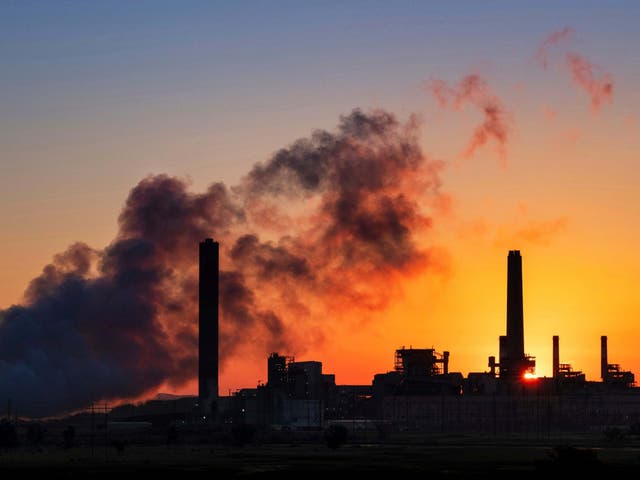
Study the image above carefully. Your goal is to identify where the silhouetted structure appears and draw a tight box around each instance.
[497,251,535,380]
[552,334,585,383]
[372,348,460,399]
[110,248,640,434]
[600,335,634,387]
[553,335,559,378]
[506,250,524,361]
[199,238,219,417]
[267,352,290,389]
[601,335,608,381]
[231,354,333,428]
[395,348,449,377]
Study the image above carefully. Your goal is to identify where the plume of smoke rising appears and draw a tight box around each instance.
[535,26,573,69]
[457,213,569,248]
[535,27,614,113]
[495,217,569,247]
[0,109,447,416]
[0,240,175,416]
[428,74,510,164]
[239,109,448,315]
[565,53,614,113]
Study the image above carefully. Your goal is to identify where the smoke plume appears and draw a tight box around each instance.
[428,74,510,164]
[536,27,614,113]
[565,53,614,113]
[535,26,573,69]
[0,109,446,416]
[495,217,569,247]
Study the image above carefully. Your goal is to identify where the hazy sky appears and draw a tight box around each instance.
[2,1,639,404]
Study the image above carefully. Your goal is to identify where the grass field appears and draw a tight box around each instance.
[2,438,640,478]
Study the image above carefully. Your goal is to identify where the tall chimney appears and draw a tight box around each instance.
[552,335,560,378]
[506,250,525,361]
[199,238,219,416]
[600,335,608,382]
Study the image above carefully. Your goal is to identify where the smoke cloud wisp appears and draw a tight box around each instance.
[536,27,614,113]
[535,26,573,69]
[565,53,614,113]
[429,74,511,164]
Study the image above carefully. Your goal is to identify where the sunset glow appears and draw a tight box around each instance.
[1,2,639,415]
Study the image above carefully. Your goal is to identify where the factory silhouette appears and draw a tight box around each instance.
[111,241,639,434]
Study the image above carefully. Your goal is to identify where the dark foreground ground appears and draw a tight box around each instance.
[2,436,640,478]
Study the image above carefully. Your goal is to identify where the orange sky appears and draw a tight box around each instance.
[1,5,639,406]
[166,98,640,394]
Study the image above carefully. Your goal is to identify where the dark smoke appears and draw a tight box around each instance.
[0,109,446,416]
[0,240,173,416]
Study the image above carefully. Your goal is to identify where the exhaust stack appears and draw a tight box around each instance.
[601,335,608,382]
[506,250,525,360]
[499,251,534,379]
[199,238,219,417]
[553,335,560,378]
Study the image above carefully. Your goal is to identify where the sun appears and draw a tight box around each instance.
[523,372,537,380]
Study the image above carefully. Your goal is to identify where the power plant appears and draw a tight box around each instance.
[111,244,639,434]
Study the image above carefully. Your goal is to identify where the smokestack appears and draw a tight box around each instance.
[601,335,608,382]
[507,250,525,360]
[199,238,219,416]
[552,335,559,378]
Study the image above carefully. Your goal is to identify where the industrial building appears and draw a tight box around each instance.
[219,248,639,433]
[114,243,640,434]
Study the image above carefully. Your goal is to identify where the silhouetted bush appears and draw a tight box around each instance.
[63,425,76,449]
[629,422,640,435]
[230,424,256,446]
[604,427,625,443]
[536,445,601,473]
[26,423,45,447]
[0,419,18,449]
[324,424,348,449]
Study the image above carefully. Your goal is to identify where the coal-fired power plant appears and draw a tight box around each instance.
[108,245,640,434]
[199,238,219,417]
[198,247,640,433]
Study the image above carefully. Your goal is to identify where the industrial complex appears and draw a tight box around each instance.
[111,241,640,434]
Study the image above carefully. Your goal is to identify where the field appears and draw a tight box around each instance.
[2,436,640,478]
